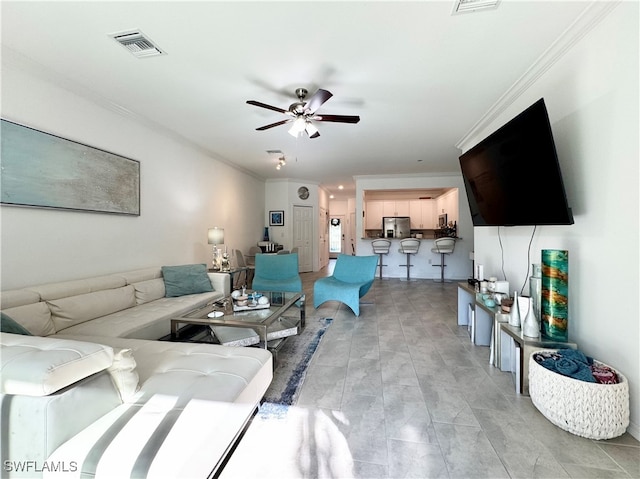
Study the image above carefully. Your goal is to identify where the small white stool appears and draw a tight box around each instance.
[399,239,421,281]
[431,237,456,282]
[371,239,391,279]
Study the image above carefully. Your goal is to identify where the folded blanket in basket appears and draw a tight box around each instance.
[591,364,619,384]
[534,349,596,383]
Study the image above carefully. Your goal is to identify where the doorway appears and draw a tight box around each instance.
[329,215,345,259]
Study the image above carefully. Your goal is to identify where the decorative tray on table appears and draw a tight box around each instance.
[231,292,270,312]
[232,302,270,312]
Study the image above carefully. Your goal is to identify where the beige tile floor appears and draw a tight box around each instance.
[220,261,639,479]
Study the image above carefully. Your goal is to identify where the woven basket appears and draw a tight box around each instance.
[529,351,629,440]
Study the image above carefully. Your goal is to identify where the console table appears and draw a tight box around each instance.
[457,282,504,347]
[457,282,578,395]
[500,323,577,395]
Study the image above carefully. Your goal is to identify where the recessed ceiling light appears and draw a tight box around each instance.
[329,195,335,199]
[338,185,344,190]
[452,0,500,15]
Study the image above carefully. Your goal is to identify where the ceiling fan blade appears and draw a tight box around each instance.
[256,119,291,131]
[246,100,287,114]
[314,114,360,124]
[304,89,333,114]
[308,131,321,139]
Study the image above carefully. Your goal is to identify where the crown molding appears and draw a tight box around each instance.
[455,0,621,153]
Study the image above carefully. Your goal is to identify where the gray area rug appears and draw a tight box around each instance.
[259,317,332,417]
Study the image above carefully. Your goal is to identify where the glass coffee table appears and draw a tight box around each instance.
[171,291,305,351]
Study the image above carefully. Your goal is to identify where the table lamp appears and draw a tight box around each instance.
[208,227,224,271]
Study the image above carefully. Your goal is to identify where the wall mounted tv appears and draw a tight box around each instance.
[459,98,574,226]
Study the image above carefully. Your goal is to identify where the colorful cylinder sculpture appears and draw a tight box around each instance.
[541,249,569,341]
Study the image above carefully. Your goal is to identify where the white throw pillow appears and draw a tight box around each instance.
[107,348,140,402]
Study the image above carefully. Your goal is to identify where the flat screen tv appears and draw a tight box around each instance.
[459,98,574,226]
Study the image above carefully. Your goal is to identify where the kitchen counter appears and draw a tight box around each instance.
[359,237,464,280]
[364,229,438,239]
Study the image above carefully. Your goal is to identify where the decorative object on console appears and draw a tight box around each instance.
[530,263,542,331]
[208,227,225,271]
[520,295,540,338]
[220,249,231,272]
[541,249,569,341]
[509,291,521,327]
[475,264,484,281]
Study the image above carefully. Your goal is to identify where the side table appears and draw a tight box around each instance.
[209,266,252,289]
[499,323,577,395]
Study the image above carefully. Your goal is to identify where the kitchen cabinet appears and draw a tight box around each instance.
[409,199,435,228]
[436,189,459,225]
[383,200,409,217]
[365,200,384,229]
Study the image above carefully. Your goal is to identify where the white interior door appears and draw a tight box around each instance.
[349,212,356,255]
[293,205,313,272]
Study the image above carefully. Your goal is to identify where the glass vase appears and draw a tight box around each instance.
[529,263,542,333]
[541,249,569,341]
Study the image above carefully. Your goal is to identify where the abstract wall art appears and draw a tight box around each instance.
[1,119,140,216]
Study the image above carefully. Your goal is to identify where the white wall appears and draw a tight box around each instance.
[459,2,639,438]
[1,54,265,289]
[264,179,320,269]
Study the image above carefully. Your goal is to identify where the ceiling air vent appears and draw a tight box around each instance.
[110,30,166,58]
[452,0,500,15]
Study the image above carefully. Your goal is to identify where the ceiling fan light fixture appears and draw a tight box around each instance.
[305,122,319,137]
[288,117,307,137]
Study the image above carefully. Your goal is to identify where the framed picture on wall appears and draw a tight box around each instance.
[1,119,140,216]
[269,210,284,226]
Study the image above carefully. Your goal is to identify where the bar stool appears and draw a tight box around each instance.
[371,239,391,280]
[431,237,456,282]
[399,238,421,281]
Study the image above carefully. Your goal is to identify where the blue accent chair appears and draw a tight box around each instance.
[313,254,379,316]
[252,253,302,293]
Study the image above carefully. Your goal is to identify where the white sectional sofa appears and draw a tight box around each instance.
[0,266,273,479]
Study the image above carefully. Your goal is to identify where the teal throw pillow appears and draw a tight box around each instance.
[162,264,214,297]
[0,312,32,335]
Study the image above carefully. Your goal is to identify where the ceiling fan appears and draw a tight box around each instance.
[246,87,360,138]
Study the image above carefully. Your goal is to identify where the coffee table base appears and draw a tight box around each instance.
[210,315,300,346]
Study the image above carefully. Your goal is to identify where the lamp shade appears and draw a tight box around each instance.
[208,227,224,245]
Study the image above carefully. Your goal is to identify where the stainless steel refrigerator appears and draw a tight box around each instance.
[383,217,411,238]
